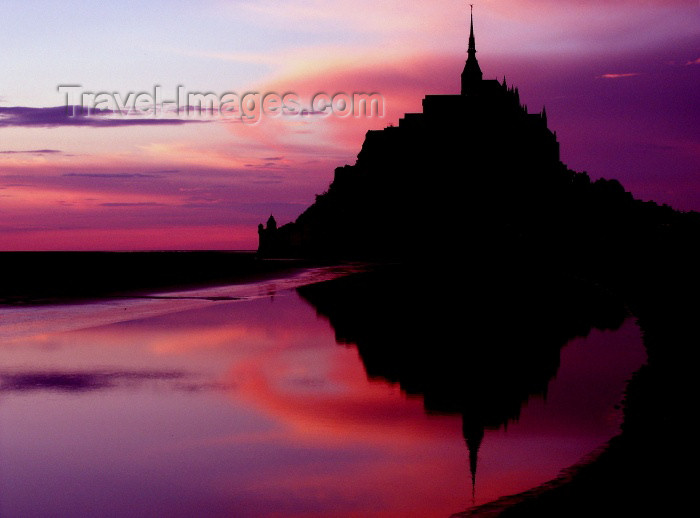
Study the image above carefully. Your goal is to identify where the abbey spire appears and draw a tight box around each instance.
[468,6,476,53]
[461,5,483,95]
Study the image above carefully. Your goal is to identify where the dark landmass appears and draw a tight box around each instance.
[0,251,312,305]
[260,13,697,517]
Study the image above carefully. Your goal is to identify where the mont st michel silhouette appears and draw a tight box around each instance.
[258,8,607,260]
[259,8,696,517]
[0,5,696,518]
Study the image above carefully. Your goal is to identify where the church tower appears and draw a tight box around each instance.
[461,5,483,95]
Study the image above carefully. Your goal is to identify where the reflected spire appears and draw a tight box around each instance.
[463,419,485,506]
[461,4,483,95]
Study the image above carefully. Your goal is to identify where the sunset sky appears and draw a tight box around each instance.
[1,0,698,250]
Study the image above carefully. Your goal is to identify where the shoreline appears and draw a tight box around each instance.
[0,263,370,343]
[0,251,323,306]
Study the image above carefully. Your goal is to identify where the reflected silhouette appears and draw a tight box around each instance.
[297,263,627,501]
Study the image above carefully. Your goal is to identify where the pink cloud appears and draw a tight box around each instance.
[225,53,461,165]
[597,73,640,78]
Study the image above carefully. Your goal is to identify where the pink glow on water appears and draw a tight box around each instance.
[0,276,645,516]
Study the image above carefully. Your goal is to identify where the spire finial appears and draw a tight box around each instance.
[469,4,476,53]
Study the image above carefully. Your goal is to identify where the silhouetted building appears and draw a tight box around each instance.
[257,215,279,256]
[256,9,617,259]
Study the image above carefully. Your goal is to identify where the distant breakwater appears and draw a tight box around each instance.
[0,251,310,304]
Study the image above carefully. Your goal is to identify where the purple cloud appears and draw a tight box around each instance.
[63,173,161,179]
[99,202,169,207]
[0,105,209,128]
[0,149,63,155]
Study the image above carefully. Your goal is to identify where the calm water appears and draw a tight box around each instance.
[0,268,645,517]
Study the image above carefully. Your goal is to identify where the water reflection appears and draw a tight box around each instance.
[0,268,645,517]
[297,267,641,507]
